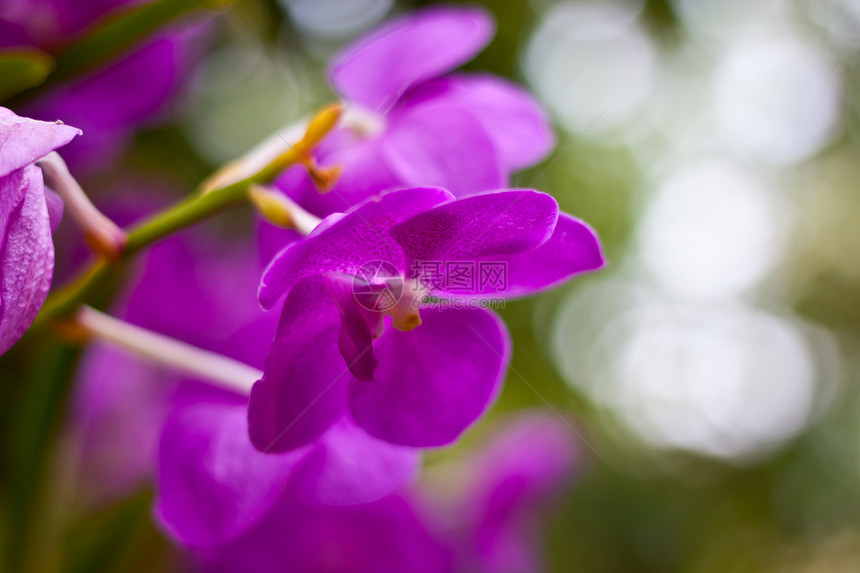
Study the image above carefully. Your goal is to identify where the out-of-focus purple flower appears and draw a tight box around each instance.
[25,33,196,171]
[1,0,202,172]
[197,493,454,573]
[71,231,266,500]
[275,5,554,218]
[195,411,577,573]
[250,186,603,453]
[156,388,419,548]
[0,106,79,355]
[0,0,143,47]
[73,229,420,542]
[453,413,579,573]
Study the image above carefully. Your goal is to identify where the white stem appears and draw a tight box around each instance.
[74,306,260,394]
[38,152,127,259]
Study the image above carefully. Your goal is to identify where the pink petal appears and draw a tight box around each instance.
[330,5,494,112]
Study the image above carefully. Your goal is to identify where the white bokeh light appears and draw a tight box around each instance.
[551,281,832,462]
[713,34,842,165]
[523,1,656,138]
[671,0,784,38]
[280,0,393,39]
[805,0,860,52]
[637,160,786,301]
[184,46,306,164]
[609,304,815,459]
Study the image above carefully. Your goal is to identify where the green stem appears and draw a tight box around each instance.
[35,101,344,326]
[36,175,255,325]
[124,177,250,255]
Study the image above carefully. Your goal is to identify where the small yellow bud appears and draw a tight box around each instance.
[258,102,346,188]
[249,185,295,229]
[248,185,323,234]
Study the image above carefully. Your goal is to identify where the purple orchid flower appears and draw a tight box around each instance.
[250,186,603,453]
[0,106,79,354]
[194,411,577,573]
[1,1,202,172]
[275,5,554,218]
[71,226,420,542]
[451,412,580,573]
[72,228,267,501]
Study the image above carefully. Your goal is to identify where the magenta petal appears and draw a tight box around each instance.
[327,276,379,381]
[198,496,453,573]
[259,186,453,309]
[350,307,510,447]
[31,37,182,132]
[43,187,63,233]
[0,107,80,177]
[0,166,54,355]
[478,213,605,299]
[330,6,494,111]
[380,105,505,195]
[403,73,555,170]
[73,342,177,501]
[155,399,305,548]
[391,188,558,267]
[466,413,579,573]
[249,276,353,453]
[290,418,419,505]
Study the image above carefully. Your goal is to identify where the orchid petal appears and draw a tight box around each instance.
[290,417,420,505]
[0,165,54,354]
[249,276,352,453]
[156,398,305,548]
[380,105,505,195]
[401,73,555,171]
[350,307,509,447]
[330,6,493,112]
[259,186,452,309]
[0,107,80,177]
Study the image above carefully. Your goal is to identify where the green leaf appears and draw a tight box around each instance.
[0,49,55,101]
[62,490,174,573]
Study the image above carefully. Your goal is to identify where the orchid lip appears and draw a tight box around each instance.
[384,280,425,332]
[351,266,426,335]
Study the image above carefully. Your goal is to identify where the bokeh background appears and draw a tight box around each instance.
[3,0,860,571]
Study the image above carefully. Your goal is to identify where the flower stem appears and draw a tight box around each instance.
[35,102,344,324]
[124,176,252,255]
[36,174,254,323]
[73,306,260,394]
